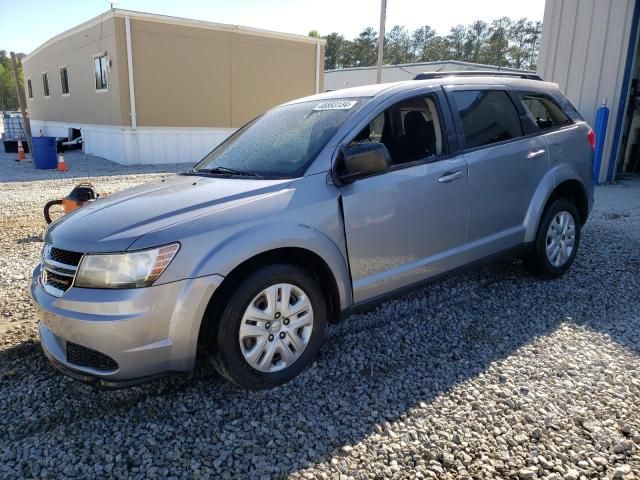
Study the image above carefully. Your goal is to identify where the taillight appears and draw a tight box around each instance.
[587,128,595,151]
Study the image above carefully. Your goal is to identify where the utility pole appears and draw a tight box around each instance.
[376,0,387,84]
[10,52,33,158]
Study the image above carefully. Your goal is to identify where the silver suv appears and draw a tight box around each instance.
[31,74,594,389]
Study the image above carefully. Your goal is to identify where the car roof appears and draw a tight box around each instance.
[285,76,561,106]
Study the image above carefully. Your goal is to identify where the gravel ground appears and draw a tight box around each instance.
[1,150,639,479]
[0,150,190,183]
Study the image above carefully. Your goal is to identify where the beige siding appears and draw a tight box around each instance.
[130,19,320,128]
[114,17,132,127]
[22,17,127,126]
[229,33,319,126]
[130,20,232,128]
[22,11,323,131]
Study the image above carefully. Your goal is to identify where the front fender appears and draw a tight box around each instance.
[523,164,589,243]
[192,223,353,309]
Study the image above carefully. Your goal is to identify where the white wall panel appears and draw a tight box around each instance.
[538,0,638,182]
[325,61,532,91]
[30,120,235,165]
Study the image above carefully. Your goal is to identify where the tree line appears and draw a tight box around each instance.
[1,18,542,110]
[311,17,542,71]
[0,51,25,111]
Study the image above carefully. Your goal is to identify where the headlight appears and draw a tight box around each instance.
[74,243,180,289]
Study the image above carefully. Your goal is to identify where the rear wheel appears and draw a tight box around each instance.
[206,264,326,389]
[524,198,581,278]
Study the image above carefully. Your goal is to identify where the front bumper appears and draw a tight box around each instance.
[39,344,178,388]
[30,264,223,386]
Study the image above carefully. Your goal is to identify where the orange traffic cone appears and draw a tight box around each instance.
[57,153,68,172]
[17,140,25,161]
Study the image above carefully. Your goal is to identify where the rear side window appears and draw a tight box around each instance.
[451,90,523,149]
[519,93,572,130]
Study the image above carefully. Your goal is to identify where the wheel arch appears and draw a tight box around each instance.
[524,168,590,243]
[545,179,589,225]
[198,245,347,351]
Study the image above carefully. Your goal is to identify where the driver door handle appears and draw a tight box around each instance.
[526,149,546,159]
[438,171,464,183]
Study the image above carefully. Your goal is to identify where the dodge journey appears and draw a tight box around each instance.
[31,73,594,389]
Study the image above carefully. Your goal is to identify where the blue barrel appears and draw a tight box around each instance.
[32,136,58,169]
[592,104,609,184]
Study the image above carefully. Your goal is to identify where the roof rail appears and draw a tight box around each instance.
[413,70,543,81]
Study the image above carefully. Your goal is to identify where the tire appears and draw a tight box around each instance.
[524,198,581,278]
[205,264,327,390]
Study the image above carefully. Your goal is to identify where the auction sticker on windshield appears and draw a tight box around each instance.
[313,100,358,111]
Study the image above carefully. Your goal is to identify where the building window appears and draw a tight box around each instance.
[60,66,70,95]
[42,72,50,97]
[94,54,108,91]
[27,78,33,99]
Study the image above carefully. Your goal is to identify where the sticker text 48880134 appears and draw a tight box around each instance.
[313,100,358,111]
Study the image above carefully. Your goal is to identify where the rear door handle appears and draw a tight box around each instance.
[527,149,546,159]
[438,171,464,183]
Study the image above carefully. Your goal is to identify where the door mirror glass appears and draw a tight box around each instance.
[336,142,391,184]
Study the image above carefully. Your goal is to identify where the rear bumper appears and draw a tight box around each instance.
[30,264,223,385]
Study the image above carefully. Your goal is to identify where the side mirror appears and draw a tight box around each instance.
[335,142,391,184]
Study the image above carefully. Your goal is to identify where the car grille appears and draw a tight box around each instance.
[66,342,119,372]
[40,245,83,297]
[49,247,83,266]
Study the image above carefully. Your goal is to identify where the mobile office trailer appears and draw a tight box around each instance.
[22,9,325,165]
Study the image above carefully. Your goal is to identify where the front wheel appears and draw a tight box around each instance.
[206,264,327,389]
[524,198,581,278]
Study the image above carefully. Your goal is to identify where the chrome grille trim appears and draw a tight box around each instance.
[40,245,83,297]
[42,259,76,277]
[41,281,66,297]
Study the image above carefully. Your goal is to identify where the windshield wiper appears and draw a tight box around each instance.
[194,166,263,178]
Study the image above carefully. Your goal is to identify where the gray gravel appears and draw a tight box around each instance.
[0,150,190,183]
[1,150,639,479]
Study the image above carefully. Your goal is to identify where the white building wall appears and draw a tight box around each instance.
[538,0,639,182]
[325,61,533,91]
[30,120,235,165]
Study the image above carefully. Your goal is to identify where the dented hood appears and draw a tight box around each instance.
[45,174,292,253]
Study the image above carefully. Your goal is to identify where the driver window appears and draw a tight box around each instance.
[349,94,446,165]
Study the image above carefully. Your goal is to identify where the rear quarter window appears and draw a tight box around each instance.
[450,90,524,149]
[518,93,573,130]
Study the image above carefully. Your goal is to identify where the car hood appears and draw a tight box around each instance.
[46,174,293,253]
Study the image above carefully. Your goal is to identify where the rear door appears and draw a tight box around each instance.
[445,86,550,261]
[517,91,592,184]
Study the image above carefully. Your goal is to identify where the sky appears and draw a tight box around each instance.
[0,0,546,55]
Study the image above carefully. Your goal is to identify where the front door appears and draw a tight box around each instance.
[339,92,469,303]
